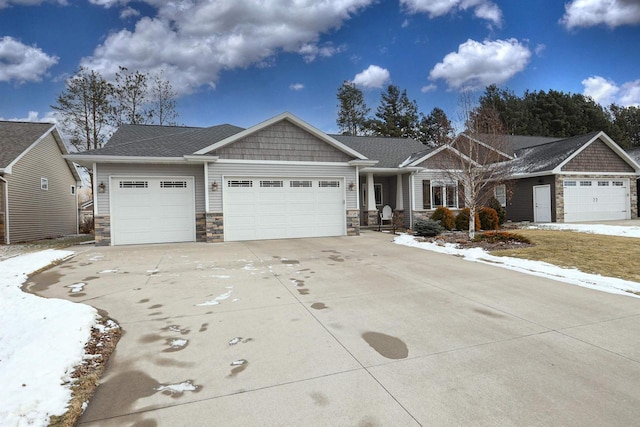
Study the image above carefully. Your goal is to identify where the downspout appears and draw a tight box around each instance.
[1,176,9,244]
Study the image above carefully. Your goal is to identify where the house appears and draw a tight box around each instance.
[503,131,640,223]
[0,121,81,244]
[65,112,639,246]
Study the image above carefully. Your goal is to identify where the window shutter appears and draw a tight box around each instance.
[458,182,465,208]
[423,180,431,209]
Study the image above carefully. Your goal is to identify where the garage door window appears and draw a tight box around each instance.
[228,180,252,187]
[598,181,609,187]
[260,180,283,187]
[613,181,624,187]
[564,181,576,187]
[580,181,592,187]
[161,180,187,188]
[290,180,312,188]
[319,180,340,187]
[119,181,148,188]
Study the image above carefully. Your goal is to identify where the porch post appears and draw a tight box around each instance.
[366,172,378,225]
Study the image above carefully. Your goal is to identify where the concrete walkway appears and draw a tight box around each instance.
[27,231,640,426]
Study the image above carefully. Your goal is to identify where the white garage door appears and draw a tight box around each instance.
[111,177,195,245]
[563,179,630,222]
[223,177,345,241]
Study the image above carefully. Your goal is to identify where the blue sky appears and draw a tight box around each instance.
[1,0,640,134]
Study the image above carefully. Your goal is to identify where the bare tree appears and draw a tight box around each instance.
[150,71,178,125]
[51,66,113,151]
[437,92,513,239]
[109,66,152,127]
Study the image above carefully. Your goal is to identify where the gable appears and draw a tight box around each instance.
[208,121,354,162]
[415,148,464,169]
[452,135,511,164]
[562,138,634,173]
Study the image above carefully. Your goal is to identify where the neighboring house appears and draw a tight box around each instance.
[505,131,640,223]
[0,121,80,244]
[65,112,640,246]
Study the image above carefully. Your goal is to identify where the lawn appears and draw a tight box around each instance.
[491,229,640,284]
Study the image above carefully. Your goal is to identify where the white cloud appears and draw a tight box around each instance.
[535,43,546,56]
[400,0,502,26]
[582,75,640,106]
[0,37,58,83]
[0,0,66,8]
[0,110,60,123]
[352,65,390,88]
[421,83,437,93]
[81,0,373,95]
[289,83,304,91]
[561,0,640,29]
[428,38,531,91]
[119,6,139,19]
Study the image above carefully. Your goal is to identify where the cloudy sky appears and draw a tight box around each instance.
[1,0,640,133]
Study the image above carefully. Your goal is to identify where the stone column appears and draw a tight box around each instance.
[396,173,404,209]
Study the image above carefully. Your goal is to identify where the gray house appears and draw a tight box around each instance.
[66,113,639,246]
[0,121,80,243]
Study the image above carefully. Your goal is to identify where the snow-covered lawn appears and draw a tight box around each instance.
[394,234,640,298]
[526,223,640,238]
[0,250,98,427]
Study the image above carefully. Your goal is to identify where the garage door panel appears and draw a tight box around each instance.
[224,177,345,241]
[111,177,195,245]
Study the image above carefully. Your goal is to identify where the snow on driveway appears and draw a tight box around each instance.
[527,223,640,238]
[394,234,640,298]
[0,250,98,427]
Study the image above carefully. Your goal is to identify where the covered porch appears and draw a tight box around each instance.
[359,168,416,228]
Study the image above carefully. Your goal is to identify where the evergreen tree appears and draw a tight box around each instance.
[417,107,454,146]
[610,104,640,148]
[336,81,369,135]
[369,85,419,138]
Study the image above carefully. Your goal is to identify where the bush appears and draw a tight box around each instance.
[79,216,94,234]
[430,206,455,230]
[487,196,506,225]
[455,208,480,231]
[414,219,444,237]
[473,231,531,244]
[478,207,499,230]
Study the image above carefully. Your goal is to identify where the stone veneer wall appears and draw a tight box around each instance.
[346,210,360,236]
[366,210,379,226]
[555,175,638,222]
[206,212,224,242]
[195,213,206,242]
[94,215,111,246]
[394,210,405,229]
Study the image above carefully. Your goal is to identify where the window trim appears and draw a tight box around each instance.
[40,177,48,191]
[494,184,506,207]
[70,185,76,195]
[430,181,458,209]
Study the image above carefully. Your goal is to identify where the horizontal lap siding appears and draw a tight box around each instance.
[96,163,205,215]
[413,171,446,210]
[208,163,357,211]
[7,133,77,242]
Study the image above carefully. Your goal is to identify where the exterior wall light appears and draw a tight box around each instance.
[348,182,355,191]
[98,181,106,193]
[212,182,219,191]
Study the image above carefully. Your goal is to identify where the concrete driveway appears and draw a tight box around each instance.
[27,231,640,426]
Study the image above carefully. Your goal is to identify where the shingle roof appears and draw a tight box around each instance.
[331,134,427,167]
[81,123,245,157]
[508,131,600,174]
[626,147,640,164]
[0,121,54,168]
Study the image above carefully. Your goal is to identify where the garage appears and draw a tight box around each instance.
[110,177,195,245]
[563,179,630,222]
[223,177,345,241]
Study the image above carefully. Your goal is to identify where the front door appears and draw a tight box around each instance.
[533,185,551,223]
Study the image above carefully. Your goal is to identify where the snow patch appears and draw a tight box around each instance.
[66,282,86,293]
[195,290,233,307]
[168,338,188,348]
[212,275,231,279]
[394,234,640,298]
[155,380,199,395]
[98,269,119,274]
[0,250,97,426]
[527,223,640,239]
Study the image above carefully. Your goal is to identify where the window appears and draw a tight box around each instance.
[260,180,283,188]
[290,180,312,188]
[424,180,458,209]
[580,181,592,187]
[423,180,431,209]
[119,181,148,188]
[445,184,457,208]
[564,180,577,187]
[228,180,252,188]
[161,180,187,188]
[374,183,382,206]
[612,181,624,187]
[70,185,76,195]
[494,184,506,207]
[597,181,609,187]
[40,178,48,191]
[318,180,340,188]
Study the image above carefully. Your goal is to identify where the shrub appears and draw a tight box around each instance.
[430,206,455,230]
[79,216,94,234]
[478,207,499,230]
[487,196,506,225]
[413,219,444,237]
[473,231,531,244]
[455,208,480,231]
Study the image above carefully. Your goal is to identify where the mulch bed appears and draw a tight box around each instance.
[412,230,534,251]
